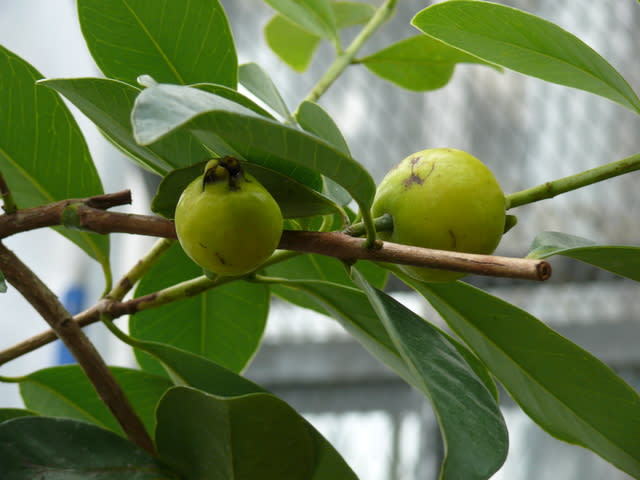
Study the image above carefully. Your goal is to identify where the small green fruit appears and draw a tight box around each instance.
[372,148,506,282]
[174,157,283,276]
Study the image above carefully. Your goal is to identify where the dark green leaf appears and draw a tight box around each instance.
[528,231,640,281]
[0,409,36,423]
[19,365,171,437]
[0,47,109,279]
[352,269,507,480]
[239,63,293,122]
[132,83,376,210]
[264,0,338,43]
[409,278,640,479]
[40,77,205,175]
[156,387,314,479]
[412,1,640,113]
[360,35,498,91]
[78,0,237,87]
[264,15,322,72]
[296,101,350,155]
[0,271,6,293]
[0,417,177,479]
[131,341,359,479]
[151,160,342,219]
[131,243,269,376]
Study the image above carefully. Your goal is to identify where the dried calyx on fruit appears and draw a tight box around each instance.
[174,157,283,276]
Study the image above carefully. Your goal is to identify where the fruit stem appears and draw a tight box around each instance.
[302,0,397,104]
[506,152,640,209]
[344,213,393,237]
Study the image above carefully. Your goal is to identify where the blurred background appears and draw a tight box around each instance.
[1,1,639,478]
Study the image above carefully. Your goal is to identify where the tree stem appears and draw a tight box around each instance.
[303,0,397,104]
[0,242,155,453]
[506,152,640,209]
[0,171,18,214]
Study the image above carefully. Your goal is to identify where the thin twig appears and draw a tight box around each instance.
[506,152,640,209]
[279,231,551,281]
[0,190,132,238]
[0,242,155,453]
[0,171,18,214]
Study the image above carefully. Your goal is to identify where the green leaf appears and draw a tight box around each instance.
[360,35,498,91]
[409,278,640,479]
[333,1,375,29]
[264,0,338,43]
[352,269,507,480]
[267,254,386,314]
[156,387,315,479]
[412,1,640,114]
[297,101,350,155]
[264,2,373,72]
[0,271,6,294]
[0,47,110,280]
[0,408,36,423]
[19,365,172,437]
[77,0,237,87]
[194,83,276,120]
[40,77,201,175]
[239,63,293,122]
[131,243,269,376]
[0,417,177,479]
[277,278,497,402]
[132,83,376,210]
[265,15,322,72]
[528,231,640,281]
[151,160,342,219]
[130,341,359,479]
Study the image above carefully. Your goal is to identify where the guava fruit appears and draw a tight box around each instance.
[174,157,283,276]
[371,148,506,282]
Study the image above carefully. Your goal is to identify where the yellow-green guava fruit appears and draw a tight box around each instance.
[371,148,506,282]
[174,157,283,276]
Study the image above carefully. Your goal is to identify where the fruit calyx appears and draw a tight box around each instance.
[202,156,246,191]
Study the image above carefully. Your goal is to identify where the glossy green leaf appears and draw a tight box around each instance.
[0,47,109,278]
[131,243,269,376]
[297,101,350,155]
[132,83,376,210]
[130,341,359,479]
[78,0,237,87]
[352,269,507,479]
[264,0,338,43]
[151,160,341,219]
[276,278,497,401]
[156,387,314,479]
[41,77,200,175]
[0,409,36,423]
[267,254,386,315]
[528,231,640,281]
[19,365,171,437]
[265,15,322,72]
[409,278,640,479]
[0,417,177,479]
[360,35,498,91]
[412,1,640,114]
[239,63,293,122]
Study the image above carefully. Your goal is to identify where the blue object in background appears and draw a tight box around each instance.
[56,285,86,365]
